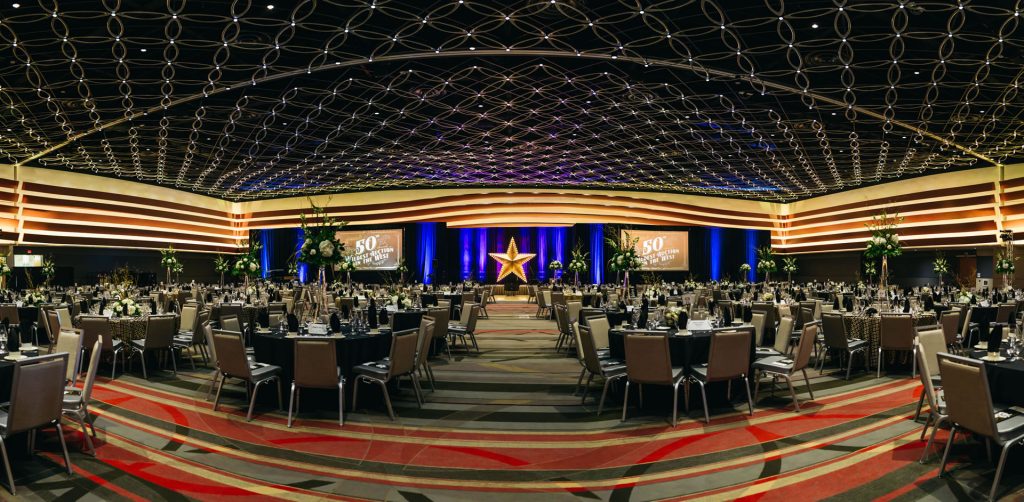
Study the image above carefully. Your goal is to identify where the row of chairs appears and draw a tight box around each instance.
[912,325,1024,501]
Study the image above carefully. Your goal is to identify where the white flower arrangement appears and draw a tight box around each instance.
[0,258,11,276]
[761,292,775,301]
[336,258,357,272]
[664,307,683,325]
[995,253,1015,274]
[739,263,751,273]
[233,254,260,277]
[390,294,413,309]
[111,298,142,317]
[23,290,47,305]
[548,260,563,270]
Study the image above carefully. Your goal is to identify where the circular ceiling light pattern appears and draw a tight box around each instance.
[0,1,1017,201]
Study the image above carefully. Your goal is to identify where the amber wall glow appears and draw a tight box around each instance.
[1,164,1023,254]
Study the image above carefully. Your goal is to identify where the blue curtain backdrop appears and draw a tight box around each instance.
[258,224,767,284]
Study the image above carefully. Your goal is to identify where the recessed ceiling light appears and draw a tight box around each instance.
[140,48,147,52]
[811,23,819,29]
[11,3,20,7]
[266,4,274,9]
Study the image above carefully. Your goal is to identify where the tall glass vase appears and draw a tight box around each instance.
[623,270,630,300]
[166,267,171,288]
[317,266,327,321]
[574,270,580,287]
[1004,273,1010,291]
[879,255,889,300]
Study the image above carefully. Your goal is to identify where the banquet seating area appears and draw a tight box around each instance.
[4,0,1024,500]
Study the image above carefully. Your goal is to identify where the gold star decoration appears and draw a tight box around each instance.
[489,237,536,282]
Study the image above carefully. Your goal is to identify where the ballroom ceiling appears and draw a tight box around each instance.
[0,1,1022,201]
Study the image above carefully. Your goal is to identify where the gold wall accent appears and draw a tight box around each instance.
[1,163,1023,254]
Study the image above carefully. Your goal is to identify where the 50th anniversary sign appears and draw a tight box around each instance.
[335,229,404,270]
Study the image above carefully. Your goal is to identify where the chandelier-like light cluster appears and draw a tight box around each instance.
[0,1,1020,201]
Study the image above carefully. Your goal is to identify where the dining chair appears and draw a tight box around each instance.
[554,304,572,351]
[179,304,197,336]
[995,302,1016,326]
[51,322,83,387]
[915,331,949,464]
[750,312,766,346]
[82,316,125,379]
[425,307,450,360]
[959,306,979,347]
[128,314,178,379]
[45,310,61,354]
[567,301,582,325]
[912,328,947,421]
[201,322,221,400]
[753,321,819,412]
[0,304,25,346]
[173,309,210,368]
[818,312,868,379]
[879,313,917,378]
[939,311,962,354]
[686,328,754,423]
[578,324,626,415]
[63,337,103,455]
[621,333,685,426]
[288,338,345,427]
[536,290,551,319]
[0,353,73,495]
[937,353,1024,501]
[211,329,283,421]
[756,316,795,359]
[413,318,437,392]
[448,303,480,353]
[587,315,611,352]
[55,306,73,331]
[352,328,421,420]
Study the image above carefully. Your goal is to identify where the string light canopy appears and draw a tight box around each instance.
[0,1,1021,202]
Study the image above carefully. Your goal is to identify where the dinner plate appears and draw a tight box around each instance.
[3,354,26,362]
[981,355,1007,362]
[19,345,36,351]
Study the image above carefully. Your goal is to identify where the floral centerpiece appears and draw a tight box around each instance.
[41,257,55,285]
[336,257,357,285]
[782,256,798,283]
[110,297,143,317]
[567,248,589,287]
[171,260,183,282]
[0,257,10,290]
[956,290,973,304]
[864,210,903,296]
[739,263,751,282]
[761,292,775,302]
[607,231,643,298]
[756,247,777,283]
[298,200,347,318]
[396,259,409,284]
[664,306,684,328]
[548,260,563,271]
[23,290,47,306]
[995,252,1015,290]
[864,261,877,281]
[390,293,413,310]
[932,255,949,288]
[232,241,262,288]
[160,246,179,285]
[213,254,231,287]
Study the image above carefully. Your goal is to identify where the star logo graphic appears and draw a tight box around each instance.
[489,237,536,282]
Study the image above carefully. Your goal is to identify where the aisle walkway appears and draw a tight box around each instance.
[8,313,1024,500]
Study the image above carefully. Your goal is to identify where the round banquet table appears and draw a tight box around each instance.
[253,331,392,384]
[968,347,1024,406]
[253,331,393,409]
[606,326,757,411]
[841,312,936,367]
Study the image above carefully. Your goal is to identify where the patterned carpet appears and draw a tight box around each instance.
[9,310,1024,501]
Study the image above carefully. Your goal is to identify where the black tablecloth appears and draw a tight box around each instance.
[970,349,1024,407]
[606,328,757,410]
[253,332,392,385]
